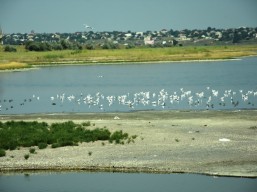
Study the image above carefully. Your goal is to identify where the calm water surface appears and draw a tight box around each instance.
[1,59,257,191]
[1,57,257,114]
[0,172,256,192]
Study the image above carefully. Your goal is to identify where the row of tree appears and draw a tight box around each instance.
[4,40,176,52]
[24,40,83,51]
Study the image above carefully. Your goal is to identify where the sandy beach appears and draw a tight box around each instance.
[1,110,257,177]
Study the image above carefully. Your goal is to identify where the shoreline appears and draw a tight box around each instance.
[1,110,257,178]
[0,57,243,72]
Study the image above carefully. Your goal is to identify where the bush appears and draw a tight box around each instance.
[25,42,52,51]
[24,154,30,160]
[0,121,134,151]
[51,143,61,148]
[29,148,36,154]
[102,42,119,49]
[109,130,129,144]
[249,126,257,130]
[85,43,95,50]
[0,149,6,157]
[82,121,91,126]
[4,45,17,52]
[38,142,47,149]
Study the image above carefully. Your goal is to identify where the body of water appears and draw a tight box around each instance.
[0,172,256,192]
[1,57,257,114]
[1,58,257,191]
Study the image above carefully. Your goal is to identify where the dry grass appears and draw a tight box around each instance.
[0,62,29,70]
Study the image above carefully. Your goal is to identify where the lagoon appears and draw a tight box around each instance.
[0,172,256,192]
[1,57,257,114]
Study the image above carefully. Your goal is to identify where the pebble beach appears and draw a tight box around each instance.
[1,110,257,177]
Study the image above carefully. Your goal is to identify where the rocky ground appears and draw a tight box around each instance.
[1,110,257,177]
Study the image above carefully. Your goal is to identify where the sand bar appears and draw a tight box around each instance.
[1,110,257,177]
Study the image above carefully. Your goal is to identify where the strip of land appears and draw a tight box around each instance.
[1,110,257,178]
[1,45,257,70]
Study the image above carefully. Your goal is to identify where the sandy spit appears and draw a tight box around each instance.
[1,110,257,178]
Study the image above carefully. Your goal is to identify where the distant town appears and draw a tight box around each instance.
[1,27,257,50]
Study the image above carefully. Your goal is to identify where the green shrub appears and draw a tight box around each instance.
[8,140,18,150]
[0,149,6,157]
[59,140,75,147]
[0,121,134,151]
[109,130,129,144]
[24,154,30,160]
[4,45,17,52]
[51,143,61,148]
[38,142,47,149]
[29,148,36,154]
[131,135,137,139]
[82,121,91,126]
[249,126,257,130]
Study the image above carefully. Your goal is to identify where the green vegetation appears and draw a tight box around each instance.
[0,120,137,156]
[38,142,48,149]
[0,148,6,157]
[1,44,257,70]
[29,148,36,154]
[25,40,82,52]
[24,154,30,160]
[4,45,17,52]
[82,121,91,126]
[249,126,257,130]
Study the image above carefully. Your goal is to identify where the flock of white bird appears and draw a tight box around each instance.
[1,87,257,113]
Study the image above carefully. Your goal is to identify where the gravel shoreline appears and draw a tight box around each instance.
[1,110,257,177]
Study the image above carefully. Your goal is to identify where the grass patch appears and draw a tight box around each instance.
[0,62,30,70]
[1,45,257,69]
[0,120,137,156]
[43,53,65,60]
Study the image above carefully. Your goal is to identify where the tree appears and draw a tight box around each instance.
[173,39,178,46]
[232,32,241,43]
[60,40,71,49]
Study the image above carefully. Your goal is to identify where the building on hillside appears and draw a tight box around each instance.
[144,36,154,45]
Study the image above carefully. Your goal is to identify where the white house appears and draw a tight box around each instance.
[144,36,154,45]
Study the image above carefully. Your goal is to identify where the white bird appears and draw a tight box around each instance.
[219,138,230,142]
[83,24,94,30]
